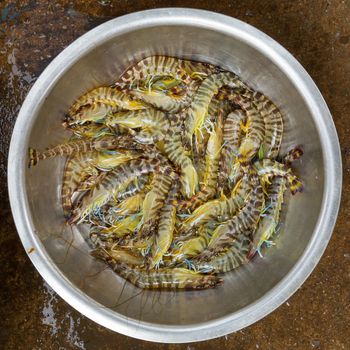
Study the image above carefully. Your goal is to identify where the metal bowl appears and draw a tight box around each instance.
[8,8,341,343]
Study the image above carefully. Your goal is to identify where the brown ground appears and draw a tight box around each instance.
[0,1,349,349]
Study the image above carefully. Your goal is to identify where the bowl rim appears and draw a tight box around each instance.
[8,8,342,343]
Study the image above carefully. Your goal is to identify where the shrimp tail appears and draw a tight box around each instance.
[28,147,39,168]
[289,178,304,195]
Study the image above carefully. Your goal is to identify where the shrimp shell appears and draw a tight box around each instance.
[178,172,251,234]
[172,225,212,263]
[69,87,146,116]
[115,56,219,89]
[138,171,175,239]
[194,232,252,273]
[253,159,303,194]
[148,180,179,269]
[241,89,284,159]
[195,172,264,261]
[28,135,138,167]
[178,113,224,211]
[90,247,144,267]
[183,72,242,148]
[163,116,198,198]
[61,152,98,216]
[218,109,246,188]
[249,176,287,258]
[93,249,221,289]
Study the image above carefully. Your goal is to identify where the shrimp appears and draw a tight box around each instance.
[182,72,242,149]
[90,247,144,267]
[147,180,179,269]
[172,225,212,263]
[138,171,175,239]
[110,192,146,216]
[115,176,151,202]
[195,172,264,261]
[66,103,119,125]
[69,87,146,116]
[240,89,284,159]
[115,56,219,90]
[70,157,171,223]
[64,123,112,139]
[28,135,136,167]
[99,214,142,237]
[61,152,98,217]
[163,115,198,198]
[178,114,224,211]
[233,94,265,165]
[282,145,304,164]
[248,176,287,258]
[193,232,252,273]
[178,172,251,234]
[105,109,168,130]
[90,150,141,171]
[218,109,246,188]
[93,249,221,289]
[106,109,170,143]
[253,159,303,194]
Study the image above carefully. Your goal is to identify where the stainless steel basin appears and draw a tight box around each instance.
[8,8,342,343]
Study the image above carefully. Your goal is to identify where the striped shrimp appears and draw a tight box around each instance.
[92,248,221,289]
[282,145,303,164]
[61,152,98,217]
[172,225,212,263]
[105,109,170,143]
[64,123,112,139]
[90,150,141,171]
[99,214,142,237]
[115,56,219,90]
[110,192,146,216]
[90,247,144,267]
[163,115,198,198]
[178,172,251,234]
[115,176,151,202]
[28,135,135,167]
[241,89,284,159]
[194,172,264,262]
[69,87,146,116]
[193,232,252,273]
[129,76,202,113]
[218,109,246,188]
[182,72,242,149]
[232,93,265,165]
[138,171,175,239]
[178,114,224,212]
[248,176,287,258]
[67,103,118,125]
[253,159,303,194]
[147,180,179,269]
[70,156,171,223]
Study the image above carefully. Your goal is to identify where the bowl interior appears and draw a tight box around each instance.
[25,23,324,326]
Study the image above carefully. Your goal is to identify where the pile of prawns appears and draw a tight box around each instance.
[29,56,303,290]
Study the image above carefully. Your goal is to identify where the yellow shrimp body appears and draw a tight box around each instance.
[173,226,212,262]
[70,87,146,114]
[93,248,221,289]
[249,176,286,258]
[148,183,178,269]
[61,152,98,216]
[183,72,242,148]
[100,214,142,237]
[91,150,141,171]
[91,247,144,267]
[111,192,146,216]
